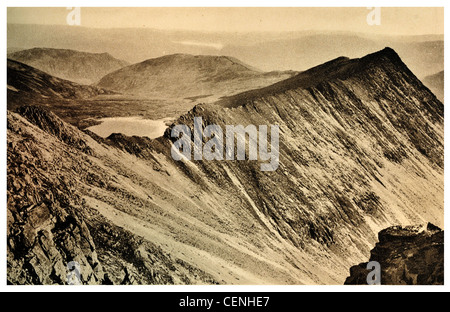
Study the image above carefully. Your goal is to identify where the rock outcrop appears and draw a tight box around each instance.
[345,223,444,285]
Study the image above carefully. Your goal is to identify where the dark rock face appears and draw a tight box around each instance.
[104,133,154,159]
[7,111,105,284]
[345,223,444,285]
[16,106,93,155]
[7,109,217,285]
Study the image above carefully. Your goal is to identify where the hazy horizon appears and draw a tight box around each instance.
[6,23,446,38]
[7,7,444,36]
[7,7,444,76]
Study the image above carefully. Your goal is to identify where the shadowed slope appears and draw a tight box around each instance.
[7,59,112,105]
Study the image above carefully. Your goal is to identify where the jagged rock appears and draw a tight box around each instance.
[15,105,93,155]
[7,111,105,284]
[345,223,444,285]
[105,133,154,158]
[7,108,220,285]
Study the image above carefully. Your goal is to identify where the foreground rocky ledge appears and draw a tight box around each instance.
[345,223,444,285]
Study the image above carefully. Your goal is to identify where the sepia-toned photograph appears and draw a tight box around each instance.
[5,6,444,287]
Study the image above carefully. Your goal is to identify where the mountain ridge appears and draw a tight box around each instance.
[7,48,444,285]
[8,24,443,78]
[7,59,113,106]
[163,47,443,249]
[217,48,421,108]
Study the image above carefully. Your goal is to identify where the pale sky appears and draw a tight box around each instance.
[7,7,444,35]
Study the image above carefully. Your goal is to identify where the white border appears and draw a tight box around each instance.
[1,1,448,293]
[2,1,450,7]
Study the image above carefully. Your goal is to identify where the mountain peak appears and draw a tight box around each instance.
[217,48,413,109]
[139,53,257,70]
[359,47,404,66]
[370,47,398,58]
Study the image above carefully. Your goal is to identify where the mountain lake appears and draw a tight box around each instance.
[87,116,174,139]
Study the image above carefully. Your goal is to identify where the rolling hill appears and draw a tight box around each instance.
[8,48,129,84]
[7,59,116,127]
[96,53,296,101]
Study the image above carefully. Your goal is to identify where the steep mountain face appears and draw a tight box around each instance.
[7,59,112,108]
[162,47,443,276]
[8,48,129,85]
[7,107,218,285]
[345,223,444,285]
[96,54,296,101]
[7,48,444,285]
[423,71,444,102]
[7,108,102,284]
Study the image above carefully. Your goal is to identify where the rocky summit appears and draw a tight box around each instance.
[7,48,444,285]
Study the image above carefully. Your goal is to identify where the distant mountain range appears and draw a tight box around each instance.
[221,35,443,79]
[423,71,444,102]
[8,47,129,84]
[7,24,443,79]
